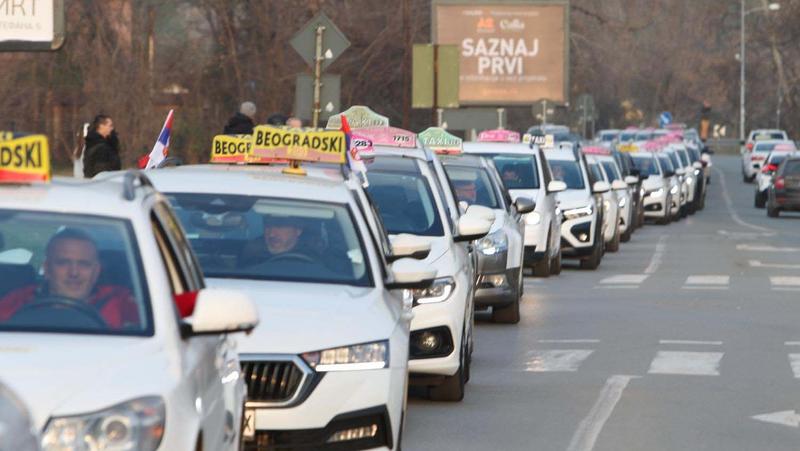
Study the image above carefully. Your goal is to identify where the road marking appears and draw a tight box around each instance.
[737,244,799,253]
[537,339,601,344]
[659,340,723,346]
[715,167,774,233]
[681,286,729,290]
[752,410,800,428]
[773,287,800,292]
[718,230,774,238]
[789,354,800,378]
[685,275,730,285]
[566,375,639,451]
[647,351,723,376]
[784,341,800,346]
[596,285,639,290]
[749,260,800,269]
[524,350,594,372]
[770,277,800,287]
[599,274,649,285]
[644,236,667,274]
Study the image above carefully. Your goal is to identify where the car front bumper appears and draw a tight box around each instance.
[560,215,596,258]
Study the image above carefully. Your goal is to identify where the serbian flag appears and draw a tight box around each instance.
[143,110,174,169]
[341,115,368,174]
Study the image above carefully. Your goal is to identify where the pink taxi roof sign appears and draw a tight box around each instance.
[477,129,521,143]
[582,146,611,156]
[356,126,417,148]
[775,143,796,151]
[642,141,663,151]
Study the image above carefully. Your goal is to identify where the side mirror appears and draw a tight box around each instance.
[389,234,431,261]
[611,180,628,191]
[454,215,492,242]
[592,181,610,194]
[514,197,536,214]
[624,175,639,185]
[184,289,259,337]
[385,258,437,290]
[547,180,567,193]
[466,204,496,222]
[701,154,711,163]
[675,167,686,176]
[692,161,703,170]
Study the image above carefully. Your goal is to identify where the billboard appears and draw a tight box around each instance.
[433,1,568,105]
[0,0,65,51]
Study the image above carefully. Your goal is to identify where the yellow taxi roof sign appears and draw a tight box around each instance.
[251,125,346,165]
[418,127,463,155]
[210,134,253,163]
[0,134,51,183]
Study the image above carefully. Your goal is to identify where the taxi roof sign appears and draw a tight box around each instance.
[210,134,254,164]
[326,105,390,130]
[356,126,417,148]
[582,146,611,156]
[477,129,521,143]
[616,143,639,153]
[524,133,555,149]
[0,134,51,183]
[251,125,346,167]
[418,127,462,155]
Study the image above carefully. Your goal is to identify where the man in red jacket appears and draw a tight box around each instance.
[0,228,140,329]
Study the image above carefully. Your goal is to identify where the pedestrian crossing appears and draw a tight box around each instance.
[522,342,800,378]
[579,273,800,291]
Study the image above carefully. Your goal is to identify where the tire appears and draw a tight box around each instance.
[492,298,520,324]
[429,340,465,402]
[620,225,632,243]
[755,191,766,208]
[767,204,780,218]
[606,227,620,252]
[532,251,550,277]
[580,240,602,270]
[550,251,562,275]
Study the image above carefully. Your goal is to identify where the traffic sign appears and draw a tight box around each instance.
[294,74,340,122]
[290,12,350,70]
[659,111,673,127]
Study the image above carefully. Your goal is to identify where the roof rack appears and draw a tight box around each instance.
[122,171,155,201]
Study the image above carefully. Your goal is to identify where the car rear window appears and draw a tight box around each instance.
[490,155,540,189]
[549,160,586,189]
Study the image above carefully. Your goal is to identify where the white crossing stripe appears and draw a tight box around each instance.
[599,274,649,285]
[737,244,799,253]
[524,350,594,372]
[537,339,601,344]
[784,342,800,346]
[648,351,723,376]
[659,340,723,346]
[685,275,730,285]
[597,285,639,290]
[749,260,800,270]
[771,277,800,287]
[789,354,800,379]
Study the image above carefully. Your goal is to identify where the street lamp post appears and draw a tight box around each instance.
[740,1,780,142]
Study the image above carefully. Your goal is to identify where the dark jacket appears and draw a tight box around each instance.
[223,113,255,135]
[83,130,121,178]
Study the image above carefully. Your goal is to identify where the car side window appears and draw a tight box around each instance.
[427,162,457,231]
[539,149,554,186]
[151,214,187,295]
[153,202,205,292]
[352,192,389,279]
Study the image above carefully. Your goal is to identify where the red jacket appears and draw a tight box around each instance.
[0,285,141,329]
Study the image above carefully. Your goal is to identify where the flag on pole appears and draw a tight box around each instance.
[144,109,174,169]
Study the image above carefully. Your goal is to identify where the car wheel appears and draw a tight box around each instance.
[580,240,602,270]
[606,227,620,252]
[492,289,521,324]
[532,250,551,277]
[620,226,632,243]
[755,192,766,208]
[767,204,780,217]
[549,251,562,275]
[429,340,466,402]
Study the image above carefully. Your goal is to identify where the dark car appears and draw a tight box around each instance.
[766,156,800,217]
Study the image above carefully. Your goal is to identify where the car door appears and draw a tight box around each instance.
[537,148,561,253]
[151,202,235,449]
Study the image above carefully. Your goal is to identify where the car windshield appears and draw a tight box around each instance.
[667,152,681,168]
[658,154,675,173]
[754,132,785,141]
[165,194,372,287]
[619,132,637,142]
[677,150,690,166]
[636,132,653,140]
[549,160,586,189]
[490,155,540,189]
[366,170,445,237]
[754,142,782,152]
[601,161,621,181]
[684,130,699,141]
[769,154,789,165]
[687,148,701,163]
[601,133,617,142]
[630,155,660,176]
[444,165,501,209]
[588,163,606,182]
[0,211,151,336]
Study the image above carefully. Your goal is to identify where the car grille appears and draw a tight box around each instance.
[241,359,306,404]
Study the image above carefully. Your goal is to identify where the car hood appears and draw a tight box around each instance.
[207,278,397,355]
[641,176,664,191]
[556,189,593,210]
[0,334,168,430]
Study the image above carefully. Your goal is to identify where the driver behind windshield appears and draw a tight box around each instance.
[0,228,139,329]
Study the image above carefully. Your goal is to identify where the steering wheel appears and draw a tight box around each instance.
[267,252,315,263]
[14,296,107,327]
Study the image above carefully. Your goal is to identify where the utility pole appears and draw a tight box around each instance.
[311,24,325,128]
[402,0,411,129]
[740,0,746,142]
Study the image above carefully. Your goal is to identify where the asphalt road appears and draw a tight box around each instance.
[405,155,800,451]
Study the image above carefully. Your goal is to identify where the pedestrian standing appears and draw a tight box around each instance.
[224,101,257,134]
[286,117,303,129]
[83,115,121,178]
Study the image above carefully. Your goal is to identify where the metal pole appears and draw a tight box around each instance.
[776,82,782,128]
[542,100,547,125]
[311,24,325,129]
[740,0,746,142]
[432,45,439,127]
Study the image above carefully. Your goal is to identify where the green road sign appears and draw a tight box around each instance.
[294,74,341,122]
[412,44,459,109]
[290,12,350,70]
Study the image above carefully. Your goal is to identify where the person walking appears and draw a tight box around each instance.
[83,115,121,178]
[224,101,257,134]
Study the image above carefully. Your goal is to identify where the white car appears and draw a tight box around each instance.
[440,154,530,323]
[755,149,797,208]
[546,145,609,270]
[0,171,258,451]
[585,156,622,252]
[0,381,38,451]
[364,135,490,401]
[462,142,566,277]
[628,151,674,225]
[653,151,682,221]
[148,163,435,450]
[661,146,690,217]
[670,143,699,215]
[584,149,631,251]
[741,131,790,182]
[596,129,620,147]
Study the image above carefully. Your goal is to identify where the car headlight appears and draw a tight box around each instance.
[670,185,679,195]
[476,230,508,256]
[409,276,455,305]
[646,188,664,198]
[302,340,389,372]
[563,205,593,220]
[618,196,627,208]
[41,396,165,451]
[639,187,646,197]
[525,211,542,225]
[685,176,693,185]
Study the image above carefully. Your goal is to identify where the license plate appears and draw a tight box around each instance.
[243,408,256,440]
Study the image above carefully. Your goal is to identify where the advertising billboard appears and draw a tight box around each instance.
[0,0,65,51]
[433,1,568,105]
